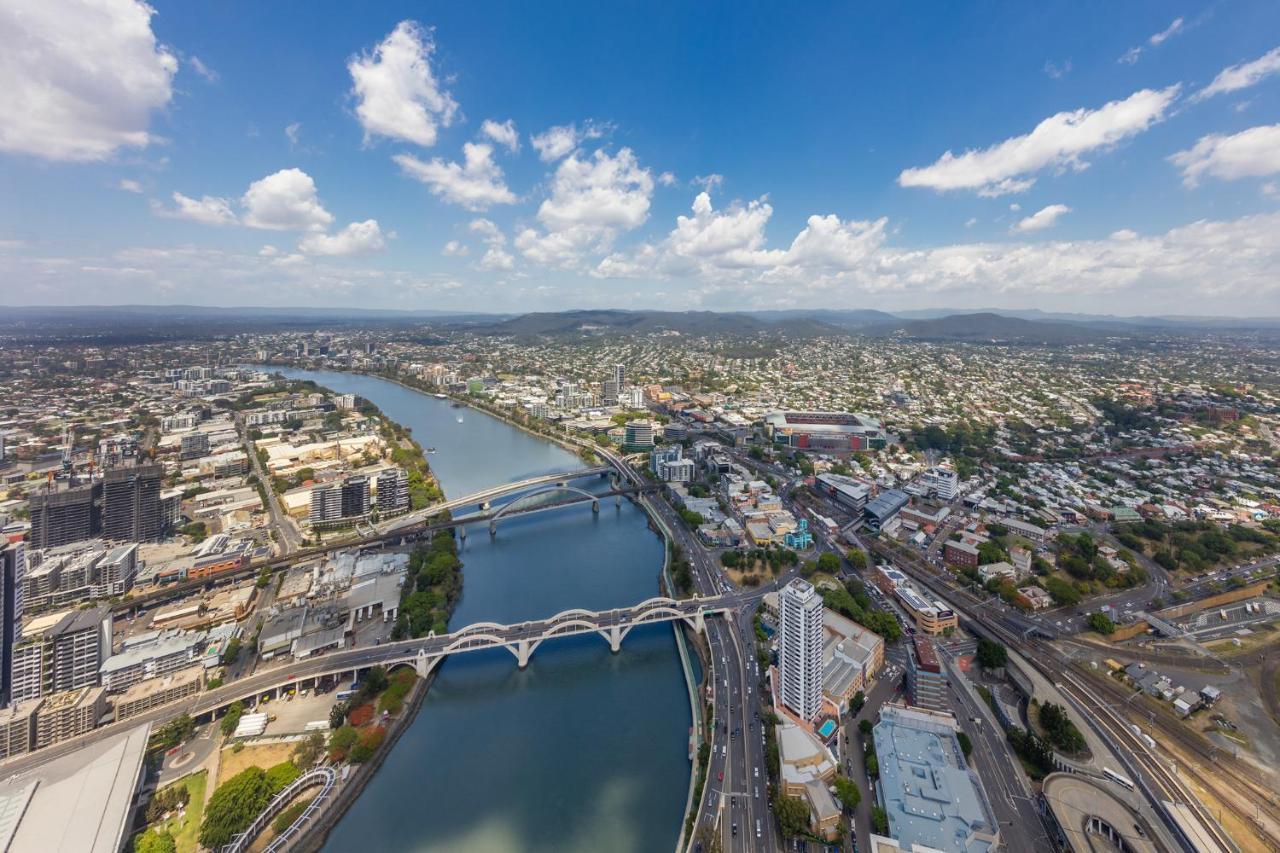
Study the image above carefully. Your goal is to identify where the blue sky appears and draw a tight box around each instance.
[2,1,1279,314]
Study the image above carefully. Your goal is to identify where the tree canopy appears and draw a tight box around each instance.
[774,794,811,837]
[975,637,1008,670]
[200,766,272,848]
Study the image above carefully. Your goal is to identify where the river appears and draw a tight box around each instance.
[266,369,691,853]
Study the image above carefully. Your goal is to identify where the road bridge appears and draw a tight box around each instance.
[111,473,646,615]
[2,592,745,778]
[482,484,607,534]
[379,465,613,532]
[405,594,733,673]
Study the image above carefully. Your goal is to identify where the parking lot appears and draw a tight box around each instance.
[248,684,340,735]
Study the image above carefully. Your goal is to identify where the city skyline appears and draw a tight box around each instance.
[2,1,1280,314]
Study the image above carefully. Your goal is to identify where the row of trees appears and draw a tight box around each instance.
[1005,725,1057,779]
[975,637,1008,670]
[391,532,463,639]
[719,546,799,574]
[671,544,694,597]
[144,782,191,824]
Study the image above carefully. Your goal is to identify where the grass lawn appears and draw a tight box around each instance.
[152,770,207,853]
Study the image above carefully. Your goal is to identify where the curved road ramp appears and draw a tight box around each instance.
[222,766,337,853]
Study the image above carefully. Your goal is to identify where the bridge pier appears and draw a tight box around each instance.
[515,639,533,668]
[413,649,443,679]
[608,624,623,653]
[591,499,599,513]
[458,526,466,541]
[489,520,497,536]
[685,611,706,634]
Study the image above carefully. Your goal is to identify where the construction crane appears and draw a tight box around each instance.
[61,424,73,473]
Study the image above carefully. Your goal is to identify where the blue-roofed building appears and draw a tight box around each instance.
[864,489,909,532]
[872,704,1000,853]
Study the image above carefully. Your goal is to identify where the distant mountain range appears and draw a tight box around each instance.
[5,304,1279,344]
[450,308,1280,343]
[887,307,1280,330]
[862,312,1120,344]
[453,309,842,337]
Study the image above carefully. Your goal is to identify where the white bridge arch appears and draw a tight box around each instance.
[409,595,731,673]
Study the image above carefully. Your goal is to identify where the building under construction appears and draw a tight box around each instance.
[101,463,163,543]
[27,482,101,550]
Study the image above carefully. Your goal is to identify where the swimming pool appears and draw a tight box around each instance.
[818,719,837,739]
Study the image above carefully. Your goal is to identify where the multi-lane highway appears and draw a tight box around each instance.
[647,489,780,853]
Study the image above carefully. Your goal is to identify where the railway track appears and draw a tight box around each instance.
[874,543,1280,851]
[1057,650,1280,851]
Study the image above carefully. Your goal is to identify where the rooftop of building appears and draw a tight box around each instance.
[20,606,107,642]
[764,411,883,431]
[0,722,150,853]
[38,685,103,712]
[912,636,940,671]
[865,489,910,518]
[873,704,997,853]
[101,630,204,674]
[0,699,41,726]
[115,664,203,703]
[777,720,837,789]
[1041,773,1157,853]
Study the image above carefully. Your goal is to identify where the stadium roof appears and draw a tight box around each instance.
[0,723,150,853]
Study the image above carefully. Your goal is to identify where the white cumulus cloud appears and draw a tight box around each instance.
[241,168,334,231]
[0,0,177,162]
[480,119,519,152]
[1195,46,1280,101]
[516,147,653,267]
[478,246,515,270]
[529,121,606,162]
[299,219,387,256]
[666,192,783,269]
[394,142,517,210]
[1011,203,1072,233]
[898,86,1180,196]
[597,191,887,279]
[349,21,457,147]
[1169,124,1280,186]
[152,192,237,226]
[442,240,468,257]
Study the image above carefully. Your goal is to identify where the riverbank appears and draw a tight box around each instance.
[374,368,599,463]
[372,369,709,852]
[264,366,694,852]
[373,367,707,853]
[293,671,434,852]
